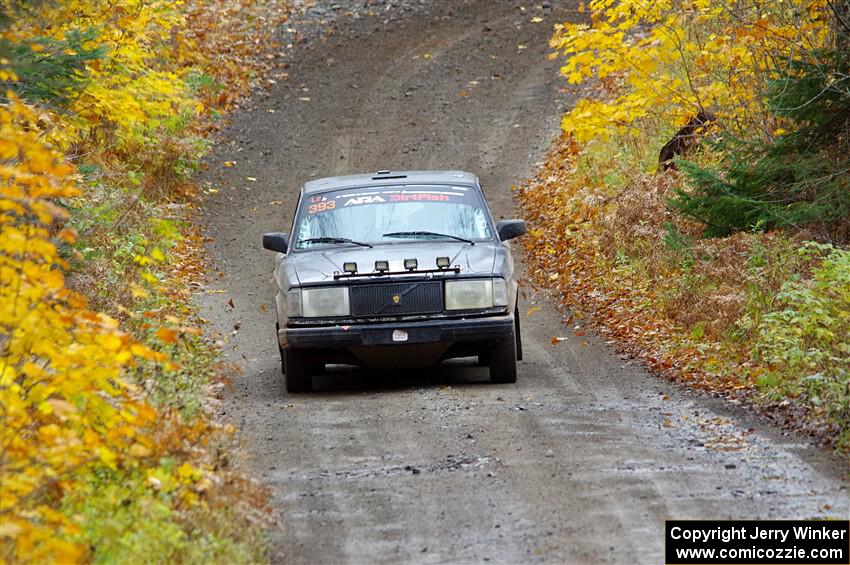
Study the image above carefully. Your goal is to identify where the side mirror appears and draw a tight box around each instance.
[263,232,290,254]
[496,219,526,241]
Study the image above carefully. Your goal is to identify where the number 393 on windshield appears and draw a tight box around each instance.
[307,200,336,214]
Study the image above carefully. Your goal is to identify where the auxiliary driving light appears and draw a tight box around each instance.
[436,256,450,269]
[375,260,389,272]
[343,262,357,273]
[404,258,418,271]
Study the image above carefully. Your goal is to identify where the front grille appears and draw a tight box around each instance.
[350,281,443,317]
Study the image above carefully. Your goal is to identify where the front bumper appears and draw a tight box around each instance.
[280,314,514,349]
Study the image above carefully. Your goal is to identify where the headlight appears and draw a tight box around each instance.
[286,288,302,317]
[492,278,508,307]
[445,280,494,310]
[301,287,350,317]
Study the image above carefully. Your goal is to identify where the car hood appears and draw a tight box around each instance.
[288,242,499,284]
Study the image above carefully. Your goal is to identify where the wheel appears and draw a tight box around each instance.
[514,305,523,361]
[284,348,312,392]
[487,326,517,384]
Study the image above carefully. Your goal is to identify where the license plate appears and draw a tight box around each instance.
[392,329,408,342]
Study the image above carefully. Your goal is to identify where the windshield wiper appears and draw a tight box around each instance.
[297,236,373,248]
[384,231,476,245]
[382,231,475,245]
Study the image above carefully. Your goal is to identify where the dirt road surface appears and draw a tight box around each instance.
[198,1,848,562]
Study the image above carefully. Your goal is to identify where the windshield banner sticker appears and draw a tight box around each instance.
[306,187,470,214]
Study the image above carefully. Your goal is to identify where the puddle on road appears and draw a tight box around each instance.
[279,454,493,482]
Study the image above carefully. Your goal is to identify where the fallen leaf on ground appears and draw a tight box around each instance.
[155,327,179,344]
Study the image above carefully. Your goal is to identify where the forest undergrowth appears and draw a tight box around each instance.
[1,1,291,561]
[520,0,849,452]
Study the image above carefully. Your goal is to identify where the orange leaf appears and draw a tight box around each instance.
[155,327,179,344]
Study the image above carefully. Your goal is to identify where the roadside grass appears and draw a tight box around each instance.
[62,465,267,565]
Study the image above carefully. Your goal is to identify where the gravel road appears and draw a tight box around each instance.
[198,1,849,562]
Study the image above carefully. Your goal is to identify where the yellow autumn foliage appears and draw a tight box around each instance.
[0,95,168,562]
[0,0,290,561]
[1,0,201,147]
[551,0,833,143]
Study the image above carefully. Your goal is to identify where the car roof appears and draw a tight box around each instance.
[302,170,480,195]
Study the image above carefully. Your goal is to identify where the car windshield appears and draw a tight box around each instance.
[294,184,493,249]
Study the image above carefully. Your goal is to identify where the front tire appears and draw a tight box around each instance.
[284,348,312,392]
[276,323,286,374]
[514,305,523,361]
[488,326,517,384]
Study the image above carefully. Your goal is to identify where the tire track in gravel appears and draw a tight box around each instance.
[197,1,849,563]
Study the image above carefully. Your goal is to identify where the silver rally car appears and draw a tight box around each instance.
[262,170,527,392]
